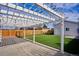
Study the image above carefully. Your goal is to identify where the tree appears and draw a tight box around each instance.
[43,24,47,28]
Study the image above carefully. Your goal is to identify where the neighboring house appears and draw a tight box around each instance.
[54,20,79,38]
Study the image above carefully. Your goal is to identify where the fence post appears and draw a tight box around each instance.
[33,27,35,43]
[61,19,64,54]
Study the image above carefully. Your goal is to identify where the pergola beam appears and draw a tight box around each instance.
[0,10,49,26]
[2,4,56,27]
[0,3,51,24]
[0,14,47,28]
[0,4,50,22]
[35,3,64,19]
[8,4,50,20]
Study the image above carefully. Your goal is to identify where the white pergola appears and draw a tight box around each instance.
[0,3,64,53]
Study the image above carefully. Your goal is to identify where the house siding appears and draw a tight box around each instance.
[54,21,78,37]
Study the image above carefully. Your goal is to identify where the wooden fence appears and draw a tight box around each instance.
[0,29,49,38]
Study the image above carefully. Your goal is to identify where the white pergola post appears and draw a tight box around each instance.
[60,19,64,53]
[33,27,35,43]
[0,10,2,44]
[9,29,11,38]
[24,27,26,39]
[0,20,2,43]
[23,20,26,39]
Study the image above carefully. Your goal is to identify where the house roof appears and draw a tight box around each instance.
[65,20,79,23]
[54,20,79,26]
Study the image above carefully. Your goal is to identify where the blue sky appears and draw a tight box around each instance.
[47,3,79,22]
[47,3,79,28]
[52,3,79,13]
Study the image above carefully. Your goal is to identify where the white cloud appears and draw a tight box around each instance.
[53,3,77,9]
[53,3,79,22]
[64,13,79,22]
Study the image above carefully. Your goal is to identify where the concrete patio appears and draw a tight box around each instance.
[0,40,73,56]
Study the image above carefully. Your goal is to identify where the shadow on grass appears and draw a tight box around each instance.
[64,38,79,55]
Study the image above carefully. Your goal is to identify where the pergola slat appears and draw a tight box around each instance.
[36,3,64,19]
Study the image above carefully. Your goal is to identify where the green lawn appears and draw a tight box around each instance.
[25,34,79,55]
[25,34,71,49]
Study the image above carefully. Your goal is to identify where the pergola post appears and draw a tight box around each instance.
[33,27,35,43]
[0,19,2,43]
[60,19,64,53]
[23,27,26,39]
[23,20,26,39]
[0,9,2,45]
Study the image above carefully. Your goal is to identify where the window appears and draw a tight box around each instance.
[77,28,79,33]
[66,28,69,31]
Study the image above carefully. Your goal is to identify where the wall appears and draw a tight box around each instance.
[54,21,78,37]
